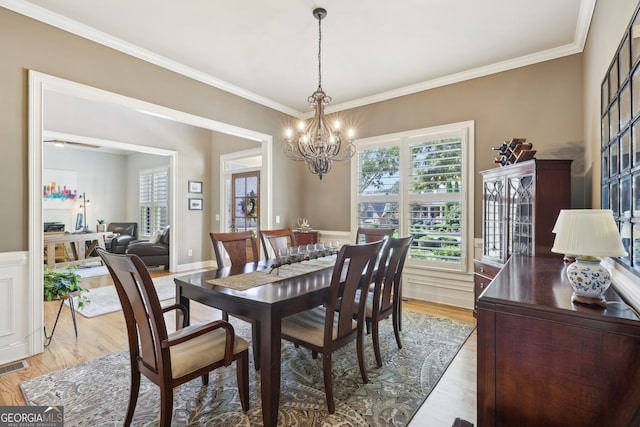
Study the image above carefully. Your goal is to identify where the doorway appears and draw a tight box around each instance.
[26,71,273,358]
[231,171,260,233]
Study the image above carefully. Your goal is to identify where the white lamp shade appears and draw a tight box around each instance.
[551,209,628,258]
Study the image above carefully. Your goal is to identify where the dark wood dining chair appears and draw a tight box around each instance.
[209,230,259,267]
[96,249,249,427]
[259,228,296,259]
[359,235,413,367]
[355,226,396,244]
[280,240,384,413]
[209,230,261,369]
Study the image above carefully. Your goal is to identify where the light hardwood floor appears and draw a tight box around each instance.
[0,269,477,426]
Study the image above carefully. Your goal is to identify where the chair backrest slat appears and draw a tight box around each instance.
[324,241,384,342]
[355,226,396,244]
[259,228,295,259]
[374,235,413,314]
[210,231,259,267]
[97,249,168,373]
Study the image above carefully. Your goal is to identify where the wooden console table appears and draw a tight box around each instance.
[477,256,640,426]
[44,232,108,268]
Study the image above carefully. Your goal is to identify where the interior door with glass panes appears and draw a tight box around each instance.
[231,171,260,233]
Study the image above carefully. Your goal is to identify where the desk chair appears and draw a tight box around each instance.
[97,249,249,426]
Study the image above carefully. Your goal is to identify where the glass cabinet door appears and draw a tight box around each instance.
[483,178,505,260]
[508,174,534,256]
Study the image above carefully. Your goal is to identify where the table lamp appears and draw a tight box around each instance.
[551,209,627,307]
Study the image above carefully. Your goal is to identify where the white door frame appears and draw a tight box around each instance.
[219,148,265,234]
[26,70,273,356]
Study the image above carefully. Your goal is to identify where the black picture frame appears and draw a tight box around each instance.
[188,180,203,193]
[188,198,203,210]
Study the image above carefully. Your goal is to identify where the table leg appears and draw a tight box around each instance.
[177,284,190,328]
[260,314,281,427]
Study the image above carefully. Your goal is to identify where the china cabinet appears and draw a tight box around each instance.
[474,159,572,312]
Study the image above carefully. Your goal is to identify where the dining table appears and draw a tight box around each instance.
[173,255,341,427]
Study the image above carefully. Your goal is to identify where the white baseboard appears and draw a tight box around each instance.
[175,260,216,272]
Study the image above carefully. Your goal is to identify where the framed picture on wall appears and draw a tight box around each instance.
[188,180,203,193]
[188,198,203,210]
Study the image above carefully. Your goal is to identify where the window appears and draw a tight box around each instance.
[352,122,473,271]
[139,168,169,237]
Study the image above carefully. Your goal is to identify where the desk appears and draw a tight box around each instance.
[43,232,108,268]
[174,259,337,427]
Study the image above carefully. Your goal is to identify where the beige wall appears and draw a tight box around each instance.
[583,0,640,208]
[309,55,586,234]
[0,7,295,253]
[3,3,636,254]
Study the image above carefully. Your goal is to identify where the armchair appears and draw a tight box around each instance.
[126,226,170,270]
[96,249,249,426]
[106,222,138,254]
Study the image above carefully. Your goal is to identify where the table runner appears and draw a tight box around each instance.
[206,255,337,291]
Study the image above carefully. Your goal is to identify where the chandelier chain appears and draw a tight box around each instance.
[317,14,322,90]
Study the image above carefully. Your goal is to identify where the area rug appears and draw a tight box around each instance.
[57,261,109,279]
[20,312,475,426]
[67,270,208,318]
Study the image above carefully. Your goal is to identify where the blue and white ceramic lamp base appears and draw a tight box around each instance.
[566,257,611,308]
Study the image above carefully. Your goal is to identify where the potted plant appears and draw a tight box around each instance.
[43,268,90,308]
[96,219,107,232]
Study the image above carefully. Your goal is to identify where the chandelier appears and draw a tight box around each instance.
[284,7,355,180]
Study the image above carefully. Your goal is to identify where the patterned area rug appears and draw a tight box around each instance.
[20,312,474,426]
[67,270,209,318]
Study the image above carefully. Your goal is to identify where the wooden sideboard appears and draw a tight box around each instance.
[477,256,640,426]
[293,230,319,246]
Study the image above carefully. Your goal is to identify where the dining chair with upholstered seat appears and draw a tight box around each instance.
[357,235,413,367]
[209,230,261,369]
[96,249,249,427]
[354,226,396,244]
[258,228,296,259]
[280,240,384,414]
[209,230,259,267]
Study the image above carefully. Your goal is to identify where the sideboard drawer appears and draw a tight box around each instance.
[293,231,319,246]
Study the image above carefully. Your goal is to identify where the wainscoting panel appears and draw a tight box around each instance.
[403,266,474,309]
[0,251,30,366]
[0,276,15,337]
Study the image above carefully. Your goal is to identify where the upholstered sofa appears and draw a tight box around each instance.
[126,226,170,269]
[106,222,138,254]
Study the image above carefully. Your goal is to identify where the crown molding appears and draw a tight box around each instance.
[3,0,595,119]
[0,0,300,117]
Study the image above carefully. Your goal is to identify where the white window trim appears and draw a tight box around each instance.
[139,166,169,238]
[351,121,475,273]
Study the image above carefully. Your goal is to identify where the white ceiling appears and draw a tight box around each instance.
[5,0,595,117]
